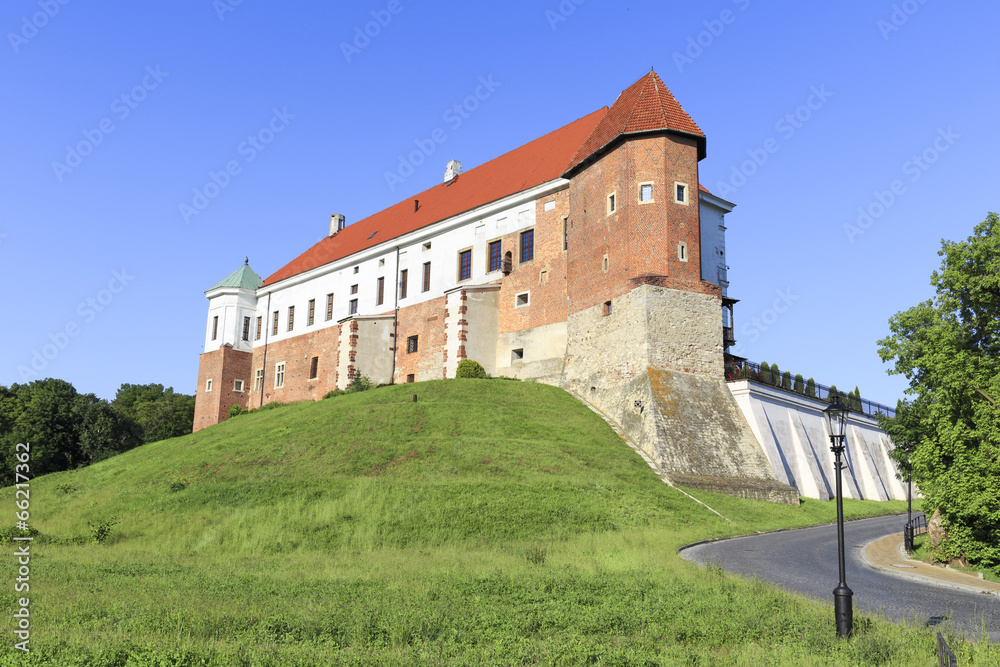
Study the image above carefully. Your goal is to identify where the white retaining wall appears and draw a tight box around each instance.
[728,380,906,501]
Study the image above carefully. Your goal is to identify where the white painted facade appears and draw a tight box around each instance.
[221,179,565,352]
[728,380,906,501]
[204,286,257,354]
[698,191,733,296]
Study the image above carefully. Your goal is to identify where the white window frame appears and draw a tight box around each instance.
[638,182,654,204]
[205,378,213,392]
[674,181,689,206]
[275,362,285,389]
[515,291,530,308]
[606,191,617,215]
[233,379,244,393]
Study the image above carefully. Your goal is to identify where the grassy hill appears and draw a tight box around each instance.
[3,380,996,665]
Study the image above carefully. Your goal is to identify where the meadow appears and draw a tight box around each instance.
[3,380,996,665]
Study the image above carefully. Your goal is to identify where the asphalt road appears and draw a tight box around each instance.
[680,514,999,641]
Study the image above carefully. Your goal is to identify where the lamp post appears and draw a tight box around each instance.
[824,396,853,638]
[903,445,914,553]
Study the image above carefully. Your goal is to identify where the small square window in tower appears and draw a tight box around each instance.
[602,300,612,316]
[675,182,688,205]
[639,183,653,202]
[607,192,616,215]
[234,379,244,393]
[515,292,529,308]
[406,374,415,383]
[407,335,419,353]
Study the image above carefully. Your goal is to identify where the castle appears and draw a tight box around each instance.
[193,72,905,505]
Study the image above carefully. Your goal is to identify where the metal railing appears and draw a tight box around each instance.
[724,359,896,419]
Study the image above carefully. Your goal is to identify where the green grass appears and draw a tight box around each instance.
[3,380,995,665]
[909,535,1000,584]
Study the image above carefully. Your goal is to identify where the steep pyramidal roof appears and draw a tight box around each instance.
[208,259,263,292]
[565,71,705,173]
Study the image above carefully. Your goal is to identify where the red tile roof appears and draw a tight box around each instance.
[262,108,607,287]
[565,72,706,173]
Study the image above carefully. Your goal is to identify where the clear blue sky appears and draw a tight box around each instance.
[2,0,997,406]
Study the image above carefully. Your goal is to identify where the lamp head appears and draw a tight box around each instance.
[824,396,849,439]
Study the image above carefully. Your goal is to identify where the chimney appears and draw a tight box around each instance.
[329,214,346,236]
[444,159,462,183]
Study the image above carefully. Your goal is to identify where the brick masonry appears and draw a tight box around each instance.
[193,345,253,431]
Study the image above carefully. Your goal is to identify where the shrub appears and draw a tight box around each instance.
[346,372,373,393]
[770,363,781,386]
[759,360,770,385]
[524,544,547,565]
[794,374,804,393]
[169,481,187,493]
[227,403,245,418]
[781,371,792,390]
[89,517,118,544]
[805,378,817,397]
[323,389,346,399]
[455,359,487,379]
[0,525,39,543]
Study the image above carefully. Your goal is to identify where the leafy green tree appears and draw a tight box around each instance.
[770,363,781,386]
[793,374,804,394]
[781,371,792,390]
[805,378,817,397]
[758,360,770,384]
[112,383,195,443]
[73,393,142,464]
[878,212,1000,571]
[0,379,82,480]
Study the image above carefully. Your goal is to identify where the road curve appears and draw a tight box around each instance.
[679,514,999,641]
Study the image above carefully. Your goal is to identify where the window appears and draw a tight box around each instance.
[602,254,609,273]
[211,316,218,341]
[309,356,319,380]
[607,192,617,215]
[254,369,263,392]
[255,316,262,341]
[458,248,472,281]
[205,378,213,392]
[520,229,534,263]
[602,300,612,316]
[406,373,415,383]
[308,299,315,326]
[422,262,431,292]
[234,379,244,393]
[399,269,408,299]
[561,216,568,252]
[488,240,502,272]
[275,362,285,388]
[422,241,432,251]
[376,277,385,306]
[350,284,358,295]
[675,182,688,205]
[287,306,295,332]
[407,335,418,353]
[511,348,524,362]
[515,291,529,308]
[272,311,279,336]
[639,182,654,203]
[326,293,334,321]
[353,266,359,274]
[242,316,251,341]
[349,298,358,315]
[678,242,688,262]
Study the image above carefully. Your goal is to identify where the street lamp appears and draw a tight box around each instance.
[902,444,914,552]
[824,395,853,638]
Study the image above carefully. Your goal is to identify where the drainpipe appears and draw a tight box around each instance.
[390,245,400,384]
[259,291,271,407]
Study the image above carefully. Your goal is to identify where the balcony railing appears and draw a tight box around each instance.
[725,359,896,419]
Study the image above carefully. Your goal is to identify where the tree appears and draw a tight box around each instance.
[805,378,817,398]
[73,393,142,464]
[878,212,1000,572]
[0,379,82,480]
[112,383,195,443]
[794,374,804,394]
